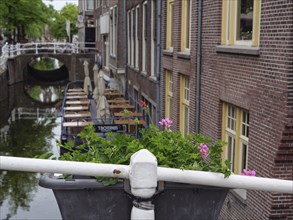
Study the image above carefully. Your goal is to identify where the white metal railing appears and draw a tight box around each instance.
[0,41,96,73]
[15,107,58,120]
[0,149,292,220]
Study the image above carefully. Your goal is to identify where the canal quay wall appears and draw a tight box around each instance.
[0,53,95,102]
[0,69,8,102]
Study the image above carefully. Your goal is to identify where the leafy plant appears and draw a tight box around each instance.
[47,120,231,185]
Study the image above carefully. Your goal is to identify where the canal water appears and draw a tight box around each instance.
[0,82,64,220]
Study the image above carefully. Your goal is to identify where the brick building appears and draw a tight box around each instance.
[95,0,161,123]
[125,0,161,124]
[77,0,95,47]
[91,0,293,218]
[161,0,293,219]
[94,0,126,92]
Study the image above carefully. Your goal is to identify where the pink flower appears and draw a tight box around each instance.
[241,169,256,176]
[159,118,173,128]
[198,143,209,158]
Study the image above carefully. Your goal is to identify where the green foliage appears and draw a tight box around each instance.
[0,1,77,42]
[51,124,231,185]
[50,3,78,40]
[0,0,53,41]
[32,57,64,71]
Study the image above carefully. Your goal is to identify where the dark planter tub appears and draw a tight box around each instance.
[39,174,229,220]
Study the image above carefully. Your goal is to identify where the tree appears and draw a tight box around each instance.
[50,3,78,41]
[0,0,53,42]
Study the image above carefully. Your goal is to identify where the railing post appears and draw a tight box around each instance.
[16,43,20,55]
[9,44,14,57]
[54,43,56,54]
[129,149,157,220]
[35,43,38,54]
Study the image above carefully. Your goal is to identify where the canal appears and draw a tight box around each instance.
[0,82,64,219]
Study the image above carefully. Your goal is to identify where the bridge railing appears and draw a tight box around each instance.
[0,42,96,72]
[0,149,292,220]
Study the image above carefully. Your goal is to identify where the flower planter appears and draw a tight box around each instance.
[39,174,229,220]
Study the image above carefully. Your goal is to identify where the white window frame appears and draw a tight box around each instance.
[109,7,113,56]
[113,6,117,57]
[151,0,156,78]
[131,8,135,67]
[135,5,139,69]
[86,0,94,10]
[142,1,147,73]
[127,10,131,65]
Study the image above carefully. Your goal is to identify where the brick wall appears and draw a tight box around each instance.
[161,0,198,131]
[0,70,8,102]
[126,0,158,110]
[199,0,293,219]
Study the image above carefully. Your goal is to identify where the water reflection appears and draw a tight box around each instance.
[31,57,64,71]
[25,84,64,103]
[0,108,58,217]
[1,80,62,218]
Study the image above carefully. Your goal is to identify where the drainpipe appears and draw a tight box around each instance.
[124,0,128,99]
[155,0,162,126]
[195,0,203,133]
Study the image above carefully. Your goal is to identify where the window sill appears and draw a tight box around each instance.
[149,76,157,83]
[163,50,173,57]
[177,51,191,60]
[216,45,260,56]
[140,71,147,77]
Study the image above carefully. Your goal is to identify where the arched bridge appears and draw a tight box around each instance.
[0,42,97,85]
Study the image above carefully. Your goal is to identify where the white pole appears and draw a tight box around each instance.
[0,155,292,194]
[0,156,129,179]
[157,167,293,194]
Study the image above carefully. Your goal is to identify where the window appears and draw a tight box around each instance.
[110,8,113,55]
[87,0,94,10]
[181,0,191,52]
[151,0,157,78]
[133,88,140,112]
[141,96,156,124]
[180,75,190,136]
[221,0,261,46]
[111,6,117,56]
[131,9,135,67]
[222,103,249,174]
[104,35,109,68]
[96,0,100,8]
[142,1,147,72]
[165,70,173,119]
[166,0,174,50]
[127,10,131,65]
[135,5,139,69]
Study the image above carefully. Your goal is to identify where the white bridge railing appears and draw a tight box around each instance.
[1,149,292,220]
[0,42,96,72]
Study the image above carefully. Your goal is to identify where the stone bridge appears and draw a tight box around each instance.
[0,42,96,85]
